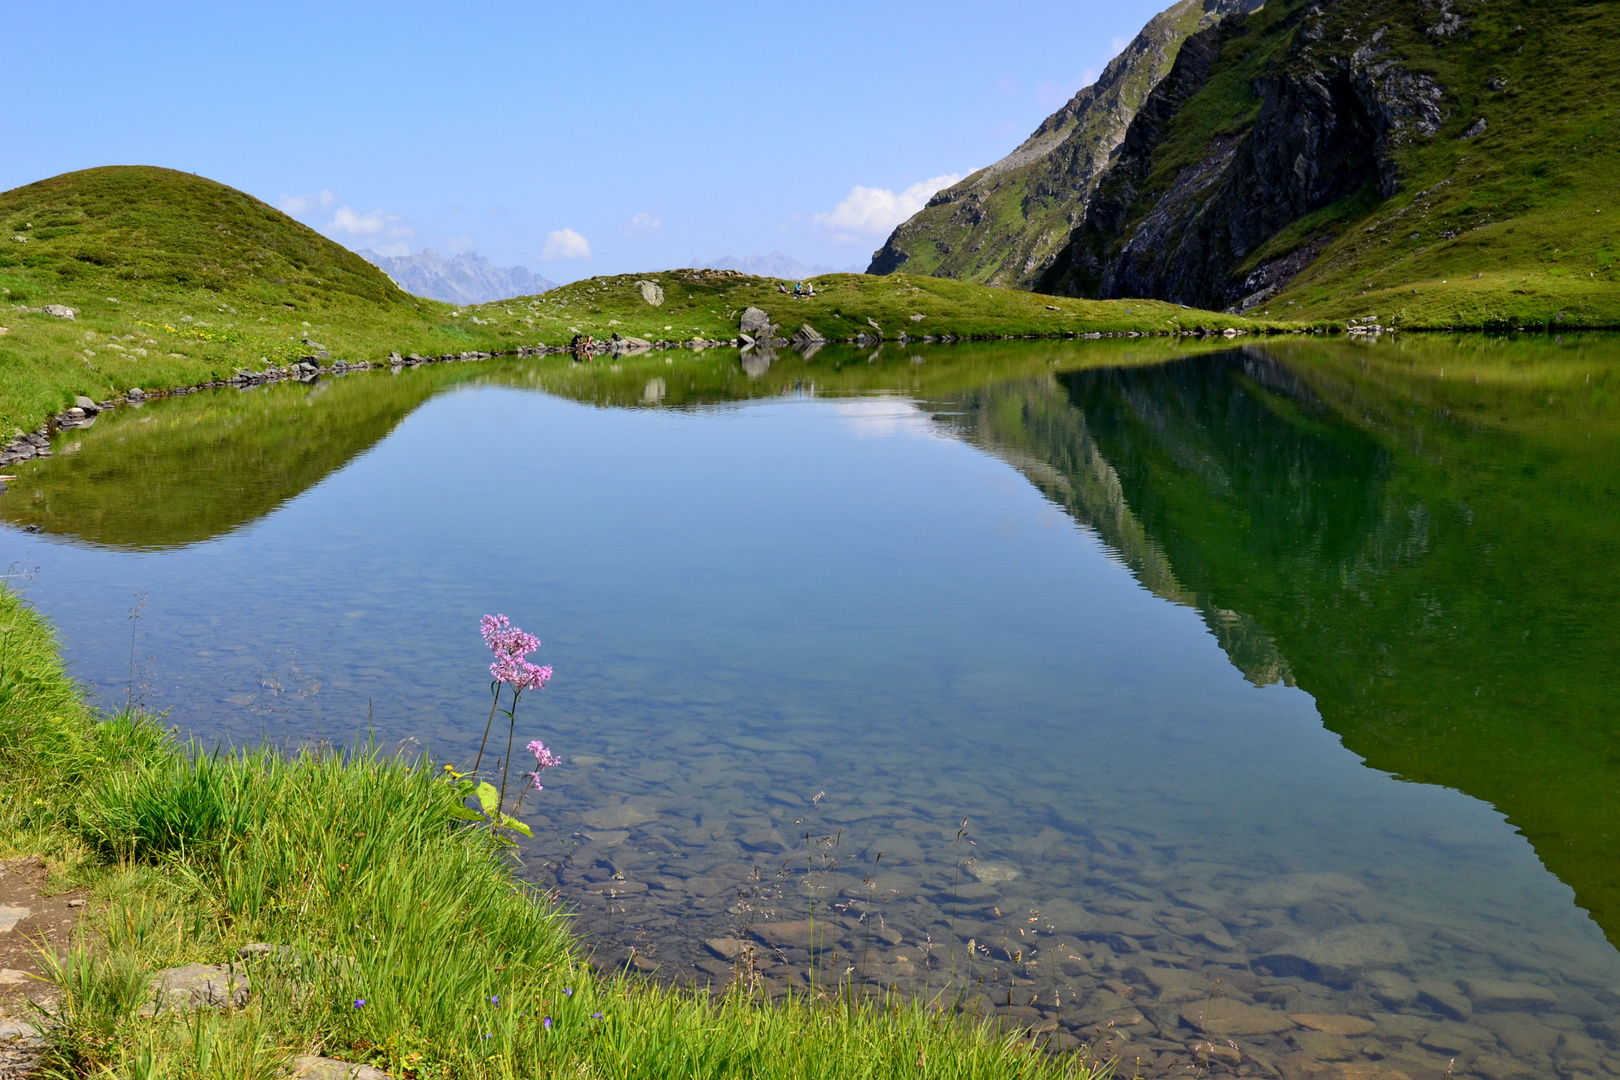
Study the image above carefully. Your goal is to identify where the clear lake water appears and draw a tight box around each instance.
[2,336,1617,1080]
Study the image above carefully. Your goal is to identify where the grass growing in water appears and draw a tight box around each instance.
[0,586,1107,1079]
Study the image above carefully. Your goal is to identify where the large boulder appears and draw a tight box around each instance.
[292,1056,392,1079]
[607,333,652,355]
[637,281,665,306]
[138,963,249,1017]
[739,307,772,337]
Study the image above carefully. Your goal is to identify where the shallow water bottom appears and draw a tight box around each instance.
[512,729,1619,1080]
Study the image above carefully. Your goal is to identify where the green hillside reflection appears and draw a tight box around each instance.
[931,336,1620,944]
[0,339,1221,550]
[0,364,481,549]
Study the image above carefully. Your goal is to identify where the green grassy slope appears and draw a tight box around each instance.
[1272,0,1620,326]
[463,268,1269,348]
[1040,0,1620,325]
[0,167,1274,438]
[0,166,517,433]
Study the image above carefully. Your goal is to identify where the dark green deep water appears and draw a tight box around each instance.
[2,336,1616,1078]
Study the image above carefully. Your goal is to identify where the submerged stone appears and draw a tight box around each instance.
[1460,977,1559,1012]
[1291,1012,1377,1036]
[581,805,656,830]
[1255,925,1409,985]
[1180,997,1296,1035]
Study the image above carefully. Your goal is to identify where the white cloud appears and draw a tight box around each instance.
[326,206,414,240]
[541,228,592,261]
[622,211,661,236]
[278,189,337,216]
[831,399,942,441]
[813,174,962,240]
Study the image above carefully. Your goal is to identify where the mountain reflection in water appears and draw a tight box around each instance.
[929,342,1620,946]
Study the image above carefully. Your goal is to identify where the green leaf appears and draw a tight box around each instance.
[447,806,483,823]
[499,815,532,838]
[475,782,499,814]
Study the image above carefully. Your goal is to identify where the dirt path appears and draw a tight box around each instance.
[0,856,88,1078]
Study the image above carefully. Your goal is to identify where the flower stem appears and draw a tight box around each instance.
[473,682,500,778]
[496,690,521,823]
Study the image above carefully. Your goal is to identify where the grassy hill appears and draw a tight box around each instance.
[458,267,1266,350]
[1035,0,1620,326]
[0,166,516,434]
[0,167,1271,436]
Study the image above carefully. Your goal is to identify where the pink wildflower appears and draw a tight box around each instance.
[479,613,509,648]
[491,655,552,693]
[526,740,563,769]
[523,739,562,791]
[481,614,541,664]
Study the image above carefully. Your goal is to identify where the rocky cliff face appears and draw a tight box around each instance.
[866,0,1265,289]
[1039,1,1451,309]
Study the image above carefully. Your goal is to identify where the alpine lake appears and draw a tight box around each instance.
[2,333,1616,1080]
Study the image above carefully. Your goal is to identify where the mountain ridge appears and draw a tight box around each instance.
[1036,0,1620,325]
[700,252,842,279]
[359,248,557,306]
[876,0,1620,327]
[866,0,1265,288]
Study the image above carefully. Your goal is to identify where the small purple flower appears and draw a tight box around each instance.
[480,615,539,660]
[591,1011,603,1020]
[492,655,552,692]
[489,995,500,1005]
[523,740,563,792]
[542,1016,553,1030]
[563,987,573,997]
[527,740,563,769]
[353,999,366,1008]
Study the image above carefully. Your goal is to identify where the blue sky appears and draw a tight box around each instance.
[8,0,1173,282]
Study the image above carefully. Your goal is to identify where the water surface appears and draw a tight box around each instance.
[2,337,1616,1080]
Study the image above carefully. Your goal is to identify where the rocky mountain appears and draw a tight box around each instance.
[866,0,1266,288]
[701,252,839,280]
[1037,0,1620,323]
[359,249,557,305]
